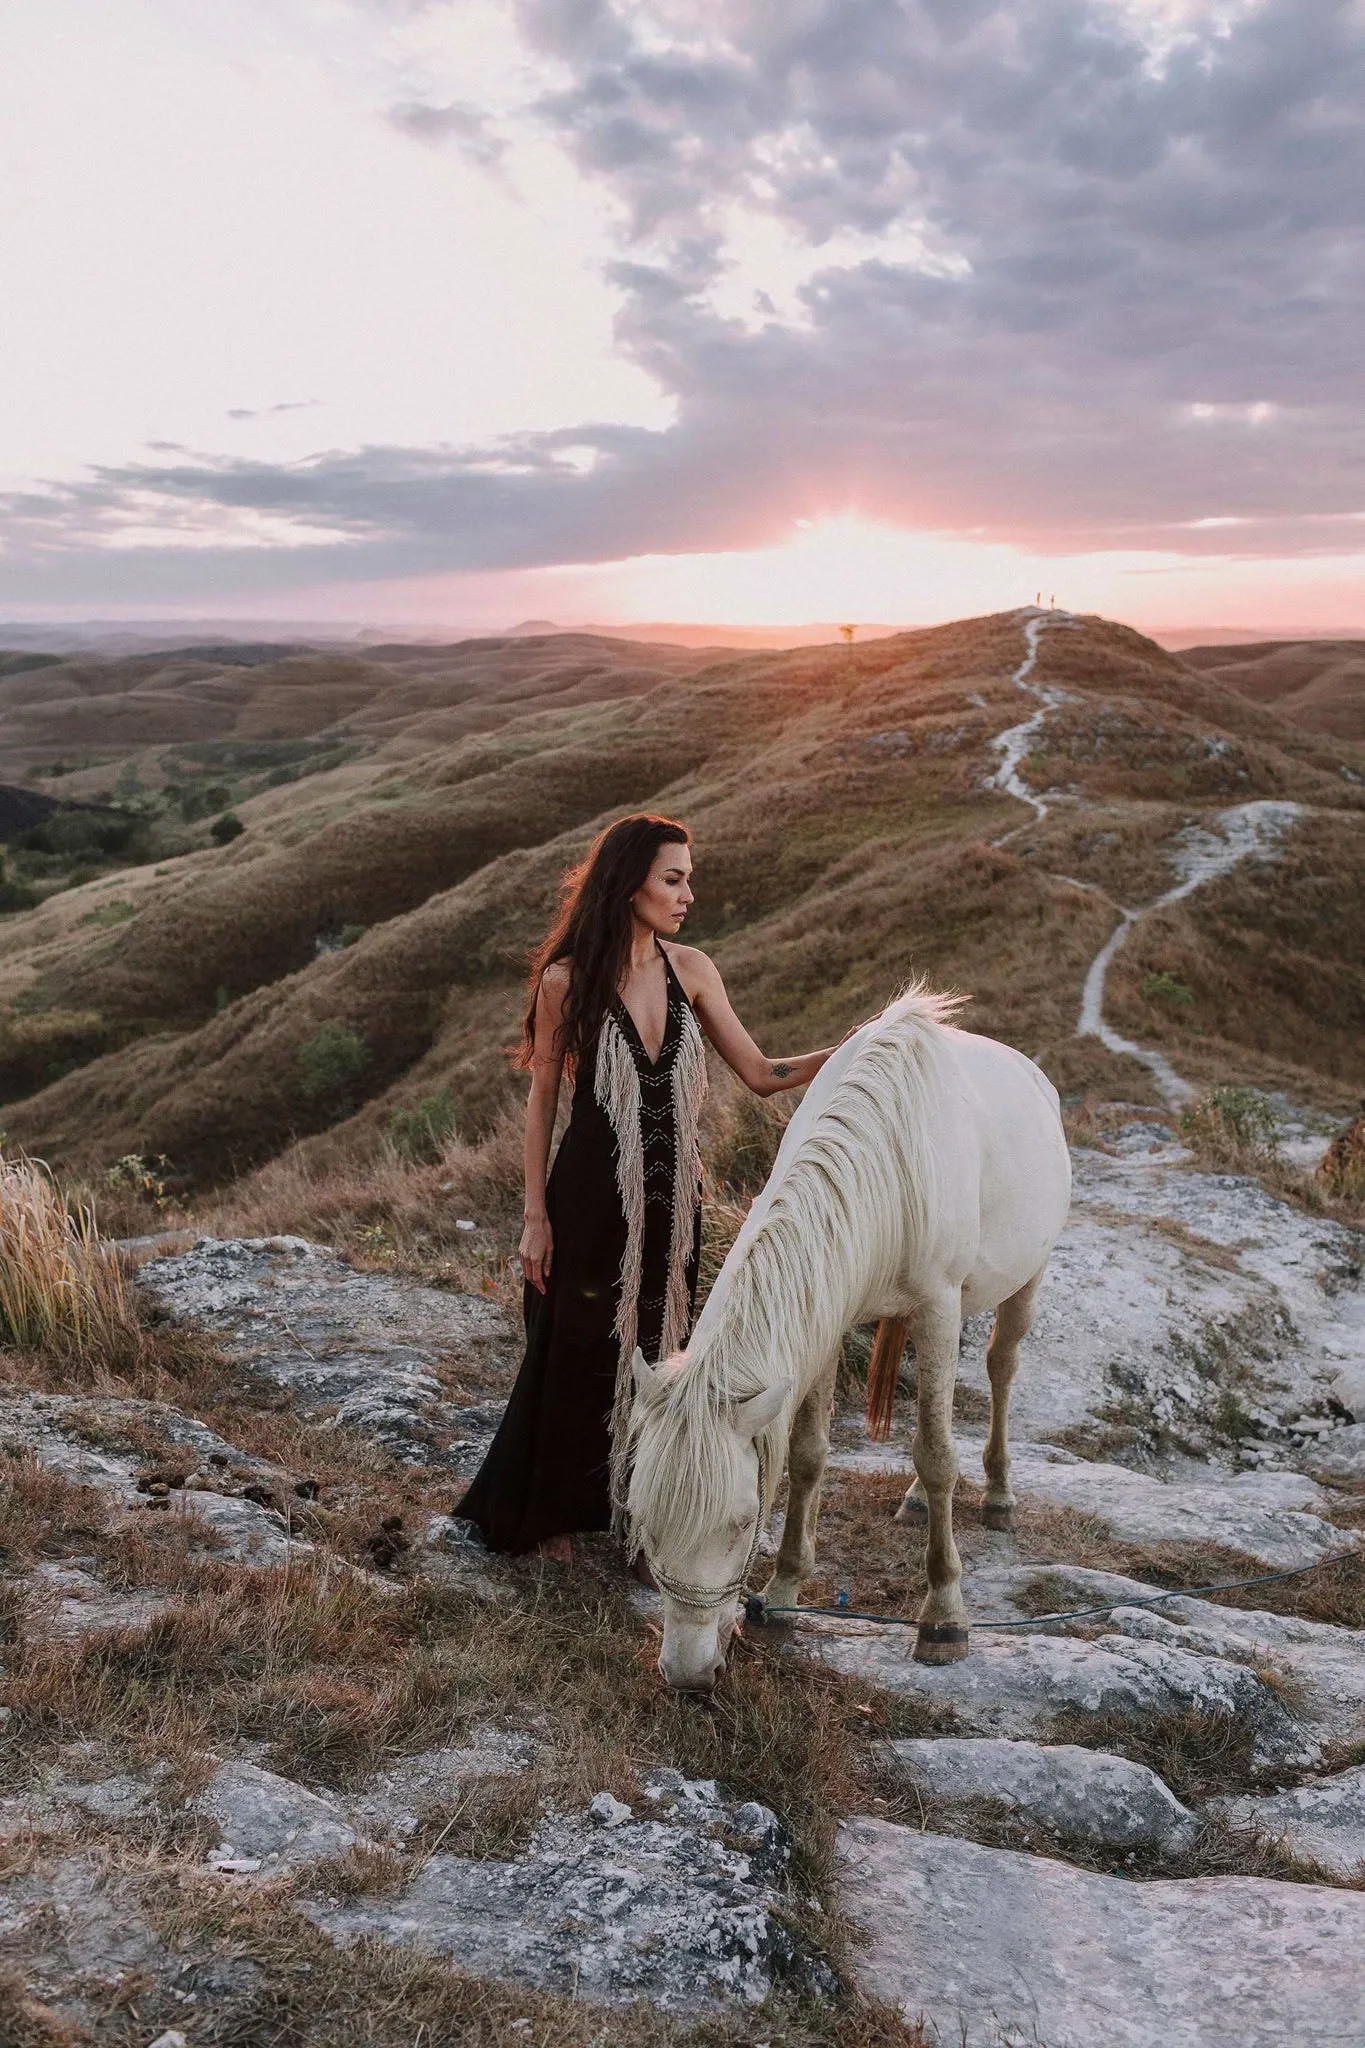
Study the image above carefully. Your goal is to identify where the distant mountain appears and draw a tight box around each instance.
[580,620,907,649]
[1157,626,1365,648]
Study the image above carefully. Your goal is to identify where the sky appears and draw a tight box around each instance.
[1,0,1362,636]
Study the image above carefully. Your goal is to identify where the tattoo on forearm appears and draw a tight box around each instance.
[770,1061,793,1079]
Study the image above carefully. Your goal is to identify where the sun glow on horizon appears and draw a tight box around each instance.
[482,517,1365,637]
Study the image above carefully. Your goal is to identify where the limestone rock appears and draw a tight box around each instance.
[1331,1362,1365,1421]
[27,1559,173,1639]
[987,1455,1348,1571]
[832,1435,1351,1569]
[169,1488,294,1566]
[1210,1763,1365,1879]
[839,1817,1365,2048]
[0,1855,163,1985]
[139,1236,513,1466]
[964,1560,1365,1748]
[301,1775,797,2009]
[196,1760,364,1871]
[1301,1420,1365,1483]
[0,1391,275,1491]
[942,1147,1365,1448]
[883,1736,1197,1851]
[798,1622,1317,1772]
[345,1732,538,1842]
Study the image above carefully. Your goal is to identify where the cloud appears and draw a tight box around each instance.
[3,0,1364,600]
[386,99,507,167]
[225,401,321,422]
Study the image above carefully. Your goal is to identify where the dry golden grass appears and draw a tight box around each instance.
[1180,637,1365,743]
[0,1151,141,1368]
[6,608,1360,1189]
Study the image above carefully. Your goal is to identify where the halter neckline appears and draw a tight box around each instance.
[613,937,681,1070]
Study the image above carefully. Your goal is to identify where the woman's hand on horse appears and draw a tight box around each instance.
[519,1214,553,1293]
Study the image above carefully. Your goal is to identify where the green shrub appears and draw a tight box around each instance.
[102,1152,174,1209]
[1181,1086,1280,1167]
[1141,969,1194,1009]
[210,812,245,844]
[0,852,38,914]
[297,1020,370,1103]
[386,1086,459,1163]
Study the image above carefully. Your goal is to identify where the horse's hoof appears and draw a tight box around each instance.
[913,1622,970,1665]
[894,1495,928,1526]
[981,1502,1015,1531]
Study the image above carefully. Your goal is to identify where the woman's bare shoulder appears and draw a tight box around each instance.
[660,941,720,999]
[538,959,570,999]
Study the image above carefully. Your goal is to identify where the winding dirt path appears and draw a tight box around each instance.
[989,608,1079,842]
[991,609,1307,1108]
[1075,802,1305,1107]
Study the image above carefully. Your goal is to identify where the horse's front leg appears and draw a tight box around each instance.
[910,1296,969,1664]
[762,1358,835,1612]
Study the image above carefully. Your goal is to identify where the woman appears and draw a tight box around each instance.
[458,813,836,1557]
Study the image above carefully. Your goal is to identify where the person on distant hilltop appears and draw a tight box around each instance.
[457,812,837,1559]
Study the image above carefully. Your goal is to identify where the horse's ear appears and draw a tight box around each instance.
[633,1346,667,1406]
[730,1383,788,1439]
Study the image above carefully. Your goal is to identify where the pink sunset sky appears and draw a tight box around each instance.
[2,0,1362,642]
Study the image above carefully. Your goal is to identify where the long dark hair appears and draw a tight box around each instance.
[518,814,690,1068]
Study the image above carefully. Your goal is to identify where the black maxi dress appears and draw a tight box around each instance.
[459,942,706,1553]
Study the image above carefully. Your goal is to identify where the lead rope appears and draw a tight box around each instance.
[742,1545,1358,1631]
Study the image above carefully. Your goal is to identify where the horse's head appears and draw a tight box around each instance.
[626,1347,787,1693]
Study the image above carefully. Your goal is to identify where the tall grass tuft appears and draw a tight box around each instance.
[0,1148,140,1366]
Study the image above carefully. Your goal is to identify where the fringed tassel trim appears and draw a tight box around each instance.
[662,1001,707,1363]
[595,1012,646,1527]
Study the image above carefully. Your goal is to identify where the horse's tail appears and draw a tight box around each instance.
[865,1316,910,1440]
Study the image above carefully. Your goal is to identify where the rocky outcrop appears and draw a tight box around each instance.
[1211,1765,1365,1880]
[798,1623,1319,1773]
[881,1736,1197,1852]
[302,1773,803,2010]
[138,1235,514,1467]
[839,1818,1365,2048]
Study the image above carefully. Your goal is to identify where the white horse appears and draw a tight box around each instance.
[626,986,1071,1692]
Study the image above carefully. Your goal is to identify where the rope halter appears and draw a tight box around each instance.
[646,1443,769,1614]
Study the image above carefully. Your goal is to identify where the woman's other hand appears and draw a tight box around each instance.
[519,1213,553,1293]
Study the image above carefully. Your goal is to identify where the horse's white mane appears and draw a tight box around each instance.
[627,980,965,1556]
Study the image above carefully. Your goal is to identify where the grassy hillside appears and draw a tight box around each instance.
[1,609,1362,1192]
[1180,638,1365,742]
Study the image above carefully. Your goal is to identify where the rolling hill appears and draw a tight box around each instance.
[0,609,1361,1187]
[1179,638,1365,742]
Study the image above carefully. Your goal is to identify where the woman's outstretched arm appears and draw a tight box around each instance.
[520,965,567,1292]
[684,950,836,1097]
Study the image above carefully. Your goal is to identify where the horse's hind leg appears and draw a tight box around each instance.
[762,1358,835,1612]
[910,1295,969,1664]
[981,1272,1042,1532]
